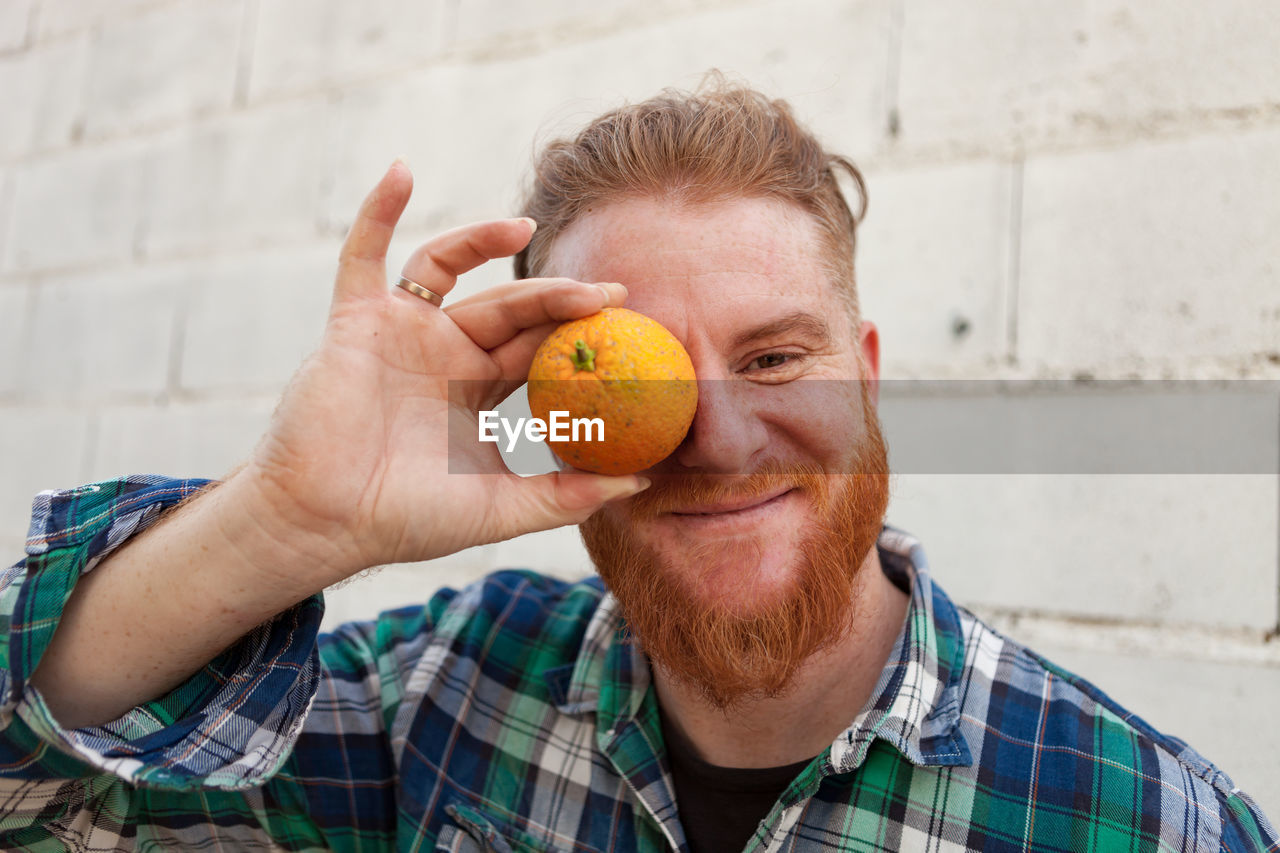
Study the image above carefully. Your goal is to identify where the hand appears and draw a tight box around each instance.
[237,161,647,588]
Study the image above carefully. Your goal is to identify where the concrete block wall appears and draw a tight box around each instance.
[1,0,1277,812]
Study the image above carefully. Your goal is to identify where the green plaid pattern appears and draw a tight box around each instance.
[0,476,1275,851]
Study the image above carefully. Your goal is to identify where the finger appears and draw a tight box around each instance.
[498,471,651,534]
[398,218,537,304]
[481,324,571,406]
[446,280,628,351]
[479,315,611,408]
[335,160,414,301]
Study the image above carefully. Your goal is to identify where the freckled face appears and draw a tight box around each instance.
[546,196,882,613]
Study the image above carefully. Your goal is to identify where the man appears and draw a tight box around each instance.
[0,84,1274,851]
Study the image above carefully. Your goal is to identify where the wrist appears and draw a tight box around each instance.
[199,468,368,610]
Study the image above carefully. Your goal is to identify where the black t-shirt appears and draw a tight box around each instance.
[660,711,818,853]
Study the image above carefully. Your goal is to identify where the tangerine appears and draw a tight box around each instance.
[527,307,698,475]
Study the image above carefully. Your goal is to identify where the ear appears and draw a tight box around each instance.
[857,320,880,405]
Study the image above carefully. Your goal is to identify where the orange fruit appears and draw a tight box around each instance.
[527,307,698,475]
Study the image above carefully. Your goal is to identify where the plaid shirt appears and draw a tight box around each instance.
[0,476,1275,852]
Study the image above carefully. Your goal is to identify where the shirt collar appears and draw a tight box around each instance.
[546,590,640,726]
[543,526,972,770]
[828,527,973,771]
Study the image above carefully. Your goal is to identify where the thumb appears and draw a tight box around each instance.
[509,471,651,532]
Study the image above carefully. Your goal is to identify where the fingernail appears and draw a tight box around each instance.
[597,282,626,303]
[393,155,411,170]
[521,217,538,234]
[602,476,650,502]
[622,476,652,496]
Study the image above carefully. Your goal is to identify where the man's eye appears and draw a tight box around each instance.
[749,353,794,371]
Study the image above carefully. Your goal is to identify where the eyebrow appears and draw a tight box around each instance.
[730,311,834,350]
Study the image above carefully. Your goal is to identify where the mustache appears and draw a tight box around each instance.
[624,461,830,519]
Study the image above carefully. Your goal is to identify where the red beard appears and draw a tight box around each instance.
[581,386,890,709]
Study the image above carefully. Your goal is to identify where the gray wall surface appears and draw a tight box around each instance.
[1,0,1277,814]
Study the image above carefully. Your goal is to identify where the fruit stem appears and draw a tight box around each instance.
[571,339,596,372]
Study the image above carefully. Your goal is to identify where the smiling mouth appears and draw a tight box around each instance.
[669,487,796,517]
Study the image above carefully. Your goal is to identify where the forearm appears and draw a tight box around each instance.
[21,168,642,732]
[28,470,353,729]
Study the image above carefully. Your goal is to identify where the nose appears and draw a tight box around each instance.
[671,378,770,473]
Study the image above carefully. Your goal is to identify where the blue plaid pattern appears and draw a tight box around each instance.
[0,476,1275,851]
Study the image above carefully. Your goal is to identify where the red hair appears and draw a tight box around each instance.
[515,77,869,318]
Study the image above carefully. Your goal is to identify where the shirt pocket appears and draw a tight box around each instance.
[437,802,567,853]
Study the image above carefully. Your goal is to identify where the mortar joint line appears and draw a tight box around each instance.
[1004,153,1023,366]
[233,0,259,108]
[883,0,904,142]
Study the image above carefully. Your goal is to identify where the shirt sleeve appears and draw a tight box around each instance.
[1219,787,1280,852]
[0,476,420,852]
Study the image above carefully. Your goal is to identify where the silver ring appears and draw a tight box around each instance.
[396,276,444,307]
